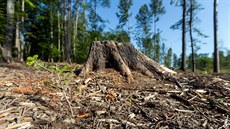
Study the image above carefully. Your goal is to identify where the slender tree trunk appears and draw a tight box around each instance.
[15,11,20,59]
[154,14,157,35]
[189,0,195,72]
[58,11,61,61]
[213,0,219,73]
[61,7,65,61]
[94,0,97,32]
[50,10,54,62]
[73,3,79,62]
[3,0,15,63]
[153,14,157,62]
[93,0,98,41]
[63,0,67,61]
[20,0,24,61]
[66,0,72,63]
[181,0,187,71]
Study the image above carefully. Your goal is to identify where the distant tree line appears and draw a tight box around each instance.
[0,0,229,74]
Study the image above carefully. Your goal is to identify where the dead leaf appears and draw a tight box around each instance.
[11,87,36,95]
[77,113,90,118]
[36,88,51,95]
[106,91,116,100]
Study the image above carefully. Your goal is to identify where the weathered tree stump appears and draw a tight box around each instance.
[76,41,176,83]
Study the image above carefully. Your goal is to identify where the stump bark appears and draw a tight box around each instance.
[76,41,176,83]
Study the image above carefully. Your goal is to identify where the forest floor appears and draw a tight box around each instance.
[0,62,229,129]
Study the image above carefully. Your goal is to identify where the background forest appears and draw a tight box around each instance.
[0,0,229,74]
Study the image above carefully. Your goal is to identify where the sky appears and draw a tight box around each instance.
[97,0,230,56]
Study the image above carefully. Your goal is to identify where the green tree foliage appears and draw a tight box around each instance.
[187,49,230,73]
[24,1,53,60]
[0,1,6,45]
[116,0,132,30]
[188,0,208,72]
[149,0,165,63]
[88,0,110,32]
[152,30,161,62]
[160,42,166,64]
[173,53,178,68]
[196,54,213,72]
[1,0,228,75]
[116,0,132,43]
[135,4,153,58]
[2,0,15,62]
[103,30,130,43]
[219,50,230,72]
[165,48,173,67]
[170,0,187,71]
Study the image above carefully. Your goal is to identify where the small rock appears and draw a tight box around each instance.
[91,97,102,101]
[75,78,82,84]
[63,118,75,124]
[96,110,106,116]
[128,113,135,119]
[109,106,116,113]
[19,102,36,107]
[99,86,107,93]
[5,82,13,86]
[83,78,92,85]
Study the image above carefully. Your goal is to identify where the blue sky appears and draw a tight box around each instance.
[97,0,230,56]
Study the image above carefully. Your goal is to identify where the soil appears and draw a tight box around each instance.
[0,63,229,129]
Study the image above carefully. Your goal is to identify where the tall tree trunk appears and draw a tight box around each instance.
[213,0,219,73]
[153,14,158,63]
[63,0,67,61]
[20,0,24,61]
[73,4,79,62]
[93,0,98,41]
[189,0,195,72]
[94,0,97,32]
[58,11,61,61]
[61,7,65,61]
[66,0,72,63]
[181,0,187,71]
[15,11,20,59]
[2,0,15,63]
[50,10,54,62]
[153,14,157,35]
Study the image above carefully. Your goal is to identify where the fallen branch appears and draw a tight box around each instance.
[208,99,230,115]
[5,122,32,129]
[175,108,195,113]
[170,94,192,107]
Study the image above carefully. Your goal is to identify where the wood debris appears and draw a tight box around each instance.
[0,63,229,128]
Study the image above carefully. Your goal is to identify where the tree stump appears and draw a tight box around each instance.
[76,41,176,83]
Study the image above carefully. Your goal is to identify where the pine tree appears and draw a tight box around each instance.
[213,0,219,73]
[135,4,153,58]
[181,0,187,71]
[116,0,132,32]
[66,0,72,63]
[116,0,132,42]
[0,1,6,46]
[2,0,15,63]
[88,0,110,37]
[149,0,165,63]
[188,0,207,72]
[170,0,187,71]
[165,48,173,67]
[173,53,178,68]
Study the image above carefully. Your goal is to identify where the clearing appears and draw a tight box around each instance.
[0,62,229,129]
